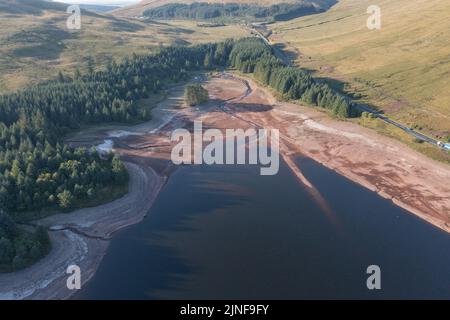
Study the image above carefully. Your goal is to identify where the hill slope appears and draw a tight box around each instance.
[0,0,67,14]
[0,0,250,92]
[271,0,450,141]
[112,0,302,17]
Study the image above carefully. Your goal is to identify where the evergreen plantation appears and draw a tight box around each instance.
[0,212,50,271]
[228,38,359,118]
[185,84,209,106]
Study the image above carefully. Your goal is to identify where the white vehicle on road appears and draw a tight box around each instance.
[437,141,450,150]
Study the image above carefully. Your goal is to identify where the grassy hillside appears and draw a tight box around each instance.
[271,0,450,142]
[0,0,250,92]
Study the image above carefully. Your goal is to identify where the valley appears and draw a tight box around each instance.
[0,0,249,92]
[0,0,449,301]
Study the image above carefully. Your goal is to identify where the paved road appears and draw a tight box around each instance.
[247,25,443,148]
[248,26,292,67]
[352,102,440,146]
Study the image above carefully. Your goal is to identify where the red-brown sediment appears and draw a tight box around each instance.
[202,74,450,234]
[1,73,449,300]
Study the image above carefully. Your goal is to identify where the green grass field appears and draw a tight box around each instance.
[271,0,450,143]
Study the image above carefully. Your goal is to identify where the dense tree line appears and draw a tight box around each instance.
[185,84,209,106]
[228,38,360,118]
[0,83,133,216]
[143,2,320,22]
[0,211,50,271]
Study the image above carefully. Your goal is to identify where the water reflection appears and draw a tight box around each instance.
[78,157,450,299]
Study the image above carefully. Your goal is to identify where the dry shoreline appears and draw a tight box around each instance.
[207,74,450,234]
[0,72,449,300]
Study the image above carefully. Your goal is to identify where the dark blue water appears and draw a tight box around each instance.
[78,157,450,299]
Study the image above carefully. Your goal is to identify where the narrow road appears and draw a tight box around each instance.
[247,25,443,148]
[246,25,292,67]
[351,102,439,146]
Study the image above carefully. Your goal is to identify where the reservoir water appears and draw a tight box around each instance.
[77,157,450,299]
